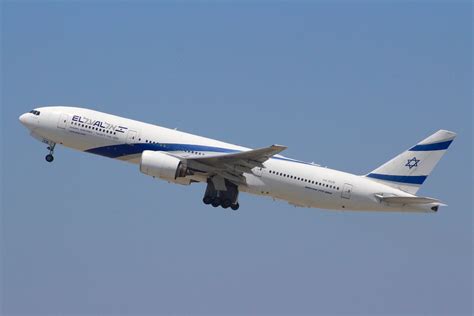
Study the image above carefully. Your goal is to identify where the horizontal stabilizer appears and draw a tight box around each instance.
[375,194,442,205]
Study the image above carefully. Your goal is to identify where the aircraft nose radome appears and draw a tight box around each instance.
[19,113,28,125]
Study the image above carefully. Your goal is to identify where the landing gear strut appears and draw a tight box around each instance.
[45,142,56,163]
[202,178,240,210]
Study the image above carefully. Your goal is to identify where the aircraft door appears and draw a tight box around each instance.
[126,130,138,144]
[341,183,353,199]
[57,113,69,129]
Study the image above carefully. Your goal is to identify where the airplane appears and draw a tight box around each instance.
[19,106,456,213]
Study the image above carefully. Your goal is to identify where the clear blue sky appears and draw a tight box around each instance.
[2,2,472,315]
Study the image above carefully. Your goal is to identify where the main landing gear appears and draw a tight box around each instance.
[203,178,240,211]
[203,196,240,210]
[45,142,56,163]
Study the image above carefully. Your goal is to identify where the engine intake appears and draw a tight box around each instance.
[140,150,189,184]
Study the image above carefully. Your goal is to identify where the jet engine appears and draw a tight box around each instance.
[139,150,191,185]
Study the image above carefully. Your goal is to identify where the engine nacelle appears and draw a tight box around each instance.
[140,150,190,185]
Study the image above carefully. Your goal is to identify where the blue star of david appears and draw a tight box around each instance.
[405,157,420,169]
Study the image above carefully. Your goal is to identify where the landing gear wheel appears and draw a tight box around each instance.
[203,196,213,205]
[231,203,239,211]
[211,198,221,208]
[45,142,56,163]
[221,199,232,209]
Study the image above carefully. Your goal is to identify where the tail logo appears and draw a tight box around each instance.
[405,157,420,169]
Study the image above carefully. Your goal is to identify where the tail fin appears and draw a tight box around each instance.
[365,130,456,194]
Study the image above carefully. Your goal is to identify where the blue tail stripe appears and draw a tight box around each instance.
[367,173,427,185]
[409,140,452,151]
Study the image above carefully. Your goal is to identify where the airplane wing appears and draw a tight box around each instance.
[175,144,287,184]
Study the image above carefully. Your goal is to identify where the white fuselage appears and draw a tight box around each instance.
[19,106,435,212]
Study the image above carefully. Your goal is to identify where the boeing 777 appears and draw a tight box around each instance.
[19,106,456,212]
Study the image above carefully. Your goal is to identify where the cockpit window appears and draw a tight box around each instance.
[29,110,40,116]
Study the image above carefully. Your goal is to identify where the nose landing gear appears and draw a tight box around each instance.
[45,143,56,163]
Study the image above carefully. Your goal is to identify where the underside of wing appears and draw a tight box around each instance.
[179,144,287,184]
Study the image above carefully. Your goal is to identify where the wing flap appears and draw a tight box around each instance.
[183,144,287,184]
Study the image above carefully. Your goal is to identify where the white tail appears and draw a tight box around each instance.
[365,130,456,194]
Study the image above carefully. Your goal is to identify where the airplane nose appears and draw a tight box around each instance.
[19,112,37,129]
[19,113,28,125]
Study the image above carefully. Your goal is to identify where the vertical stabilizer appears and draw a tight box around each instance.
[365,130,456,194]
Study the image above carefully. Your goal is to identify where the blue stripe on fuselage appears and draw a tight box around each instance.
[85,143,314,165]
[85,143,239,158]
